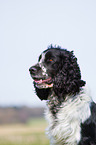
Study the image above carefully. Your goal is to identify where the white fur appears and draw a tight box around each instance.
[45,86,92,145]
[39,53,48,76]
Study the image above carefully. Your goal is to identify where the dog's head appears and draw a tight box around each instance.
[29,46,86,100]
[29,47,61,89]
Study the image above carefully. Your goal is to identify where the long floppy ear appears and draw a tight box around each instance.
[34,82,51,100]
[53,50,86,98]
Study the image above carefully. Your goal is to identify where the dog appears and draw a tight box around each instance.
[29,45,96,145]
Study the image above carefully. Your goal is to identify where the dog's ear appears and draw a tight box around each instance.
[53,50,86,98]
[34,83,51,100]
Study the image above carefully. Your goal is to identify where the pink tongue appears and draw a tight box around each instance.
[34,77,51,84]
[34,79,42,84]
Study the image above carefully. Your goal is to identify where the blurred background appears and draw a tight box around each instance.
[0,0,96,145]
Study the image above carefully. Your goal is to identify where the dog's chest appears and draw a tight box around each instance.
[45,93,91,145]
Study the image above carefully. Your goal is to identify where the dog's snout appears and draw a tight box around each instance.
[29,65,41,75]
[29,66,37,74]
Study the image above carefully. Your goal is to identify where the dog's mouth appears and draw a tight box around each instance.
[33,77,53,89]
[34,77,52,84]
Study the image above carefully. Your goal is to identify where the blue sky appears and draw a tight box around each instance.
[0,0,96,107]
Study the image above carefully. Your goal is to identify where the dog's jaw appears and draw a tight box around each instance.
[35,81,53,89]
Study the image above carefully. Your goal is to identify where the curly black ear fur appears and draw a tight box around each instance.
[53,50,86,98]
[34,83,51,100]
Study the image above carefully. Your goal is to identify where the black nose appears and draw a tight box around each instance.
[29,66,37,74]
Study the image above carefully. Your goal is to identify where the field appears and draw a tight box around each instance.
[0,118,49,145]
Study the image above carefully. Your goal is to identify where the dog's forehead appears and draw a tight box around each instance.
[38,49,60,63]
[38,52,46,63]
[38,50,53,63]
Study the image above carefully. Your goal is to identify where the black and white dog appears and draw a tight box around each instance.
[29,45,96,145]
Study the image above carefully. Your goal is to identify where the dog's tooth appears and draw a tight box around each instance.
[40,79,42,83]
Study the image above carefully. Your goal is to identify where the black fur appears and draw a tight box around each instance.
[34,82,51,100]
[79,103,96,145]
[52,48,85,98]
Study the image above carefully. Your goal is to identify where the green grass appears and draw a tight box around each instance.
[0,118,49,145]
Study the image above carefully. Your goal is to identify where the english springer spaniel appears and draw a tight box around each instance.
[29,45,96,145]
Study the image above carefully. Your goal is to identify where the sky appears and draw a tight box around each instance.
[0,0,96,107]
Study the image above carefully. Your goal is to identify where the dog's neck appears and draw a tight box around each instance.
[46,86,91,117]
[47,89,65,116]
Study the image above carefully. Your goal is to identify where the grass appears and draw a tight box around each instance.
[0,118,49,145]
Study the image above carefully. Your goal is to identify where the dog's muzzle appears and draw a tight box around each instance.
[29,65,53,89]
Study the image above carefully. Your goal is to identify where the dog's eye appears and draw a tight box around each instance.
[49,59,53,62]
[46,58,53,63]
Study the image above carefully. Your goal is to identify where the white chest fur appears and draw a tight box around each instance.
[45,87,92,145]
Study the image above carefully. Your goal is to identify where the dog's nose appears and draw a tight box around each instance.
[29,66,37,74]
